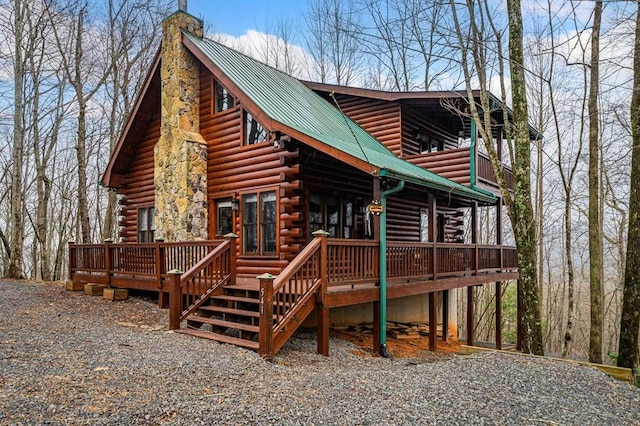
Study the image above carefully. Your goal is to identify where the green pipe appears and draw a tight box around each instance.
[379,179,405,357]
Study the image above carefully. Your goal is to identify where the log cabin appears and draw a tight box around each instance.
[68,8,533,358]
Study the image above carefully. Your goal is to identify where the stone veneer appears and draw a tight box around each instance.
[154,11,208,241]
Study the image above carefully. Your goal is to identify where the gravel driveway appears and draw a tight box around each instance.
[0,280,638,425]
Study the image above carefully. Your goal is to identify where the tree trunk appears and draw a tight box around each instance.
[588,0,604,365]
[506,0,544,355]
[7,0,25,279]
[618,0,640,372]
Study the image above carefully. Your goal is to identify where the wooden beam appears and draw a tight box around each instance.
[442,290,449,342]
[496,281,502,350]
[429,291,437,351]
[373,301,381,355]
[467,285,474,346]
[459,345,634,384]
[317,304,329,356]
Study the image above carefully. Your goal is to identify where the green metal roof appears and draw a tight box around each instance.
[185,33,496,203]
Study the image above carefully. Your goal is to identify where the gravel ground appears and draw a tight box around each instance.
[0,280,639,426]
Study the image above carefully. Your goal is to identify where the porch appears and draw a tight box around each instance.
[68,235,517,357]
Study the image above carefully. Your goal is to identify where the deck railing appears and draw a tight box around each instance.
[68,239,224,287]
[405,148,514,191]
[477,152,514,189]
[326,239,517,288]
[168,237,235,329]
[258,232,327,357]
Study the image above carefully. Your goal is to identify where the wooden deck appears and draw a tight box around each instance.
[69,236,517,357]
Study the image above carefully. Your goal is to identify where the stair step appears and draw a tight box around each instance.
[198,305,260,317]
[175,328,259,350]
[212,294,259,304]
[186,315,259,333]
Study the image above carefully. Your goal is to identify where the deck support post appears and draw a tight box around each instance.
[429,291,437,351]
[442,290,449,342]
[258,273,275,358]
[373,301,381,354]
[516,279,523,351]
[314,230,329,356]
[317,305,329,356]
[168,270,183,330]
[467,285,475,346]
[496,281,502,350]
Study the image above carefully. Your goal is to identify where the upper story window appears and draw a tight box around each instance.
[138,206,155,242]
[213,80,235,114]
[244,110,268,145]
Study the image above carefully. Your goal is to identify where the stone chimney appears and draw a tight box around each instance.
[154,11,208,241]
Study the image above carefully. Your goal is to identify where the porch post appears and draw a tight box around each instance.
[428,291,437,351]
[467,285,475,346]
[314,230,329,356]
[496,281,503,350]
[495,200,503,350]
[428,193,437,279]
[442,290,449,342]
[156,238,168,308]
[168,269,183,330]
[258,273,275,358]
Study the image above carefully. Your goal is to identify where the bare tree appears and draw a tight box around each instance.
[618,0,640,373]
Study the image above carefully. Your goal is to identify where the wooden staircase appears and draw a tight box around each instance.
[176,282,261,351]
[168,232,328,357]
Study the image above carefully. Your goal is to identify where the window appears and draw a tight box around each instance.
[138,206,155,242]
[420,208,429,243]
[242,190,277,255]
[308,192,358,239]
[216,200,234,236]
[244,111,267,145]
[213,80,235,113]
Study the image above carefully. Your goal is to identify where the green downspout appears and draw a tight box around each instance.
[379,179,405,357]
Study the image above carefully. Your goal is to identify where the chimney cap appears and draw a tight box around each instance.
[178,0,187,12]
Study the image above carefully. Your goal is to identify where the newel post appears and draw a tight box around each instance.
[258,273,275,358]
[224,233,238,285]
[168,269,183,330]
[155,237,165,289]
[67,241,75,280]
[104,238,113,286]
[313,229,330,356]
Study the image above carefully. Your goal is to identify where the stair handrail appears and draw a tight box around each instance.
[169,236,236,329]
[258,231,327,357]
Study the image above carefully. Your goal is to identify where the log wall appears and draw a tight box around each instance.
[118,115,159,242]
[401,105,459,156]
[331,94,402,156]
[200,67,299,277]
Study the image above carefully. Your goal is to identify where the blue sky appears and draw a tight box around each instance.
[188,0,304,37]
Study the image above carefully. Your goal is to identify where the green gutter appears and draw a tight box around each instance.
[379,179,405,358]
